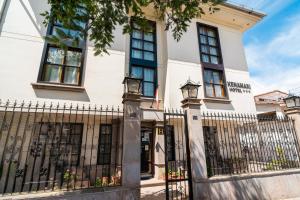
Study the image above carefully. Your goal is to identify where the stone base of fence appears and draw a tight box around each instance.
[0,186,139,200]
[193,169,300,200]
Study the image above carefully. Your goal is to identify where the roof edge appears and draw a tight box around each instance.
[222,2,266,18]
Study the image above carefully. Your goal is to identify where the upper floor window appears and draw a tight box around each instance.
[204,69,226,98]
[39,14,86,86]
[198,24,222,65]
[131,23,156,62]
[130,20,157,97]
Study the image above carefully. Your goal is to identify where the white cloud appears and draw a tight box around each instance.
[245,14,300,95]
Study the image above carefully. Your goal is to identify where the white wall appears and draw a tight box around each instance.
[0,0,257,114]
[164,19,256,113]
[256,104,285,118]
[0,0,125,107]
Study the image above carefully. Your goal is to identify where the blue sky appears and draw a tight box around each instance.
[228,0,300,94]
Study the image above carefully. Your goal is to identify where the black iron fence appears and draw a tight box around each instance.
[0,100,123,195]
[202,112,300,177]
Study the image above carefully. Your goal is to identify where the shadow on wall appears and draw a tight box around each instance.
[33,89,90,102]
[204,102,234,111]
[26,0,49,36]
[190,138,270,200]
[0,0,11,33]
[208,179,268,200]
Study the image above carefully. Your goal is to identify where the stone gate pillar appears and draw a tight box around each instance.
[181,98,208,199]
[285,108,300,146]
[122,93,141,199]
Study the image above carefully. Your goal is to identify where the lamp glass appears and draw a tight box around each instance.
[295,97,300,107]
[124,77,142,94]
[181,86,189,99]
[189,85,198,98]
[286,98,295,108]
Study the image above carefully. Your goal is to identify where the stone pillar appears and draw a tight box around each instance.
[181,98,208,199]
[122,93,141,199]
[285,108,300,145]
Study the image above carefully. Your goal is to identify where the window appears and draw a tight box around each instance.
[36,123,83,166]
[130,20,157,97]
[198,24,222,65]
[166,126,175,161]
[131,66,155,97]
[204,69,226,98]
[39,16,86,86]
[131,23,156,62]
[198,23,227,99]
[97,125,112,165]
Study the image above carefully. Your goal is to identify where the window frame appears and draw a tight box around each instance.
[197,23,223,68]
[203,69,227,99]
[130,64,157,98]
[197,23,228,99]
[37,19,87,86]
[97,124,113,165]
[38,122,83,167]
[129,19,157,98]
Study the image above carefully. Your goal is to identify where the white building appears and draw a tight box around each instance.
[0,1,264,113]
[255,90,288,118]
[4,1,291,199]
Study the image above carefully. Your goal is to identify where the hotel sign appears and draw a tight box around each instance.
[227,81,251,94]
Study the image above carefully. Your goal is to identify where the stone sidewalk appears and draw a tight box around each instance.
[141,178,165,200]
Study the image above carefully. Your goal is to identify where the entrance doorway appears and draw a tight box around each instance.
[141,127,153,176]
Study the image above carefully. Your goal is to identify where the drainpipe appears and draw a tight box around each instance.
[0,0,9,27]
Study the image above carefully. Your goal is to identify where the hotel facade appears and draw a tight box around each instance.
[1,1,300,200]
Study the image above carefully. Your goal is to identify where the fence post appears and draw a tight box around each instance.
[181,98,207,199]
[286,108,300,145]
[122,93,141,199]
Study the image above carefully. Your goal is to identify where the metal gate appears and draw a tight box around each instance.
[164,111,193,200]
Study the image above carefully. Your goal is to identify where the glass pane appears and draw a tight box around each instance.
[66,50,82,67]
[133,23,141,30]
[144,42,154,51]
[201,46,208,53]
[199,27,206,35]
[205,84,214,97]
[207,29,216,37]
[210,56,219,64]
[52,26,68,38]
[43,64,62,83]
[63,67,79,85]
[212,71,222,84]
[201,54,209,63]
[144,68,154,82]
[46,47,65,65]
[208,37,217,46]
[144,32,154,41]
[132,39,143,49]
[204,70,213,83]
[209,47,218,56]
[132,30,142,39]
[131,49,143,59]
[200,35,207,44]
[144,52,154,61]
[215,85,225,98]
[144,82,154,97]
[131,66,143,78]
